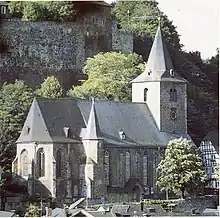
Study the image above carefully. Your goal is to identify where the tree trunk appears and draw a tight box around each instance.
[166,188,169,200]
[181,187,185,199]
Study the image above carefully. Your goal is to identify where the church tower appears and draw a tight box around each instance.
[131,24,187,134]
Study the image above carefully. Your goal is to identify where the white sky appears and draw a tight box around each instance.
[156,0,219,59]
[106,0,219,59]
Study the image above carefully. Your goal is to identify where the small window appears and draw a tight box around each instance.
[170,89,173,101]
[24,126,30,135]
[119,130,126,140]
[170,69,174,77]
[170,88,177,102]
[1,6,6,15]
[63,127,70,138]
[144,88,148,102]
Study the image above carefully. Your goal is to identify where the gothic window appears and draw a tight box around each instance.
[170,89,173,101]
[144,88,148,102]
[73,185,78,197]
[37,148,45,177]
[170,89,177,102]
[79,164,85,179]
[119,153,124,186]
[132,152,138,178]
[56,150,62,178]
[104,151,110,185]
[20,149,29,176]
[125,152,130,182]
[143,154,148,186]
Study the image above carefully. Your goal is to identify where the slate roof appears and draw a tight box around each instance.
[83,99,101,140]
[131,24,186,83]
[17,98,191,147]
[0,211,14,217]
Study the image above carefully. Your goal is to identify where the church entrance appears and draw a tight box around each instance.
[133,186,141,202]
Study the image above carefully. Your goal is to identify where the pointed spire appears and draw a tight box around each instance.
[84,98,101,140]
[131,22,186,83]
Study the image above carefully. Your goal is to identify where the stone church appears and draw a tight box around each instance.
[12,24,191,203]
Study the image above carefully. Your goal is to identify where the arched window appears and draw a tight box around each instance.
[170,89,173,101]
[170,88,177,102]
[125,152,130,182]
[173,89,177,102]
[20,149,29,176]
[56,150,62,178]
[144,88,148,102]
[37,148,45,177]
[119,153,124,186]
[104,151,110,185]
[143,153,148,186]
[1,6,6,15]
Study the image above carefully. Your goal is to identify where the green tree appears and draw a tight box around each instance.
[8,1,76,21]
[0,80,33,171]
[26,203,41,217]
[156,138,206,199]
[22,1,46,21]
[68,52,144,101]
[112,0,181,49]
[35,76,63,99]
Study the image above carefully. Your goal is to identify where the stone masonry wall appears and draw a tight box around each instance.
[160,81,187,134]
[0,11,134,91]
[112,21,133,53]
[0,8,112,90]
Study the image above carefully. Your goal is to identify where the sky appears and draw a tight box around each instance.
[106,0,219,59]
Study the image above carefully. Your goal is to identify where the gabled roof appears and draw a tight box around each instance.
[132,24,186,83]
[202,130,219,154]
[17,98,191,146]
[16,98,52,143]
[83,99,101,140]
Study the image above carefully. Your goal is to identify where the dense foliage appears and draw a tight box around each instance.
[8,1,77,21]
[0,81,33,171]
[27,203,41,217]
[35,76,63,99]
[157,138,206,198]
[68,52,145,101]
[112,0,182,50]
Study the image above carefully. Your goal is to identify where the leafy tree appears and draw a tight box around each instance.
[8,1,26,18]
[112,0,182,49]
[26,203,41,217]
[68,52,144,101]
[0,80,33,171]
[156,138,206,199]
[8,1,76,21]
[35,76,63,99]
[22,2,46,21]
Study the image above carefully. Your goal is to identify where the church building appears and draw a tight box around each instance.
[12,24,191,203]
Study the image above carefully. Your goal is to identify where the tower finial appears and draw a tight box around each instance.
[158,15,161,27]
[91,97,95,104]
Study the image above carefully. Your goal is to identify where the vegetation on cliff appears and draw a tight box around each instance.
[8,1,77,21]
[68,52,144,101]
[35,75,63,99]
